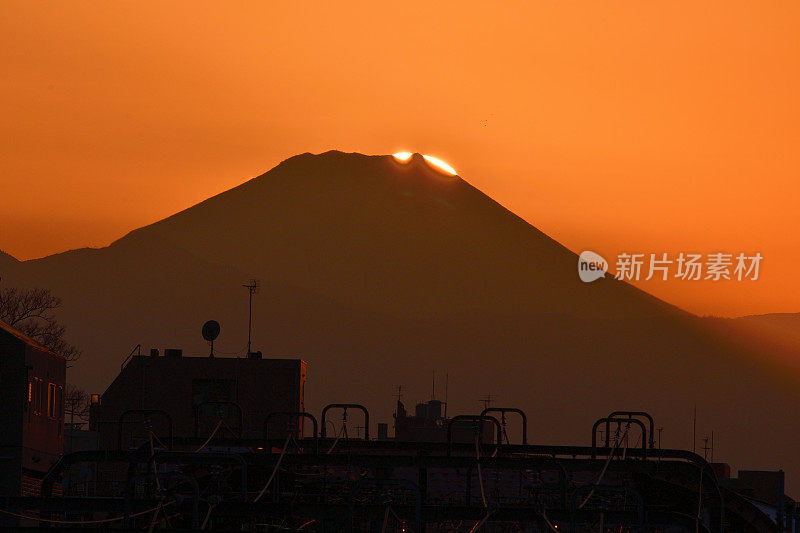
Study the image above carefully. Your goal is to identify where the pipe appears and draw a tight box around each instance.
[607,411,655,449]
[320,404,370,440]
[480,407,528,444]
[264,411,319,453]
[591,417,647,459]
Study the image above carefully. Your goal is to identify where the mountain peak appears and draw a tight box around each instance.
[270,150,460,182]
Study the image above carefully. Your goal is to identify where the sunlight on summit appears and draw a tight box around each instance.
[422,155,457,176]
[393,152,457,176]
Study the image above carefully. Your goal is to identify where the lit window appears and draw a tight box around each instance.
[32,378,43,415]
[47,383,57,419]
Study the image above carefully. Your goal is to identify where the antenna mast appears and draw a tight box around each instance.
[480,393,495,410]
[242,279,259,356]
[444,372,448,418]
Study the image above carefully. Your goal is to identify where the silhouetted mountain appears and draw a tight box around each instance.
[115,151,681,320]
[2,151,799,492]
[740,312,800,330]
[728,312,800,360]
[0,249,18,268]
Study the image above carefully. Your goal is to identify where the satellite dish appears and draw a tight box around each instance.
[202,320,220,342]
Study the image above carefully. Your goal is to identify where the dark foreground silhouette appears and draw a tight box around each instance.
[2,151,798,492]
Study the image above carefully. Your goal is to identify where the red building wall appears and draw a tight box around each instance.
[0,320,65,496]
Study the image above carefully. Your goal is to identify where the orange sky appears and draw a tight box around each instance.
[1,1,798,317]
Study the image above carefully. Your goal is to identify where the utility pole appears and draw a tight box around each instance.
[242,280,259,356]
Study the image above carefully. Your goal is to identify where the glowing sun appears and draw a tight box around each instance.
[392,152,458,176]
[422,154,457,176]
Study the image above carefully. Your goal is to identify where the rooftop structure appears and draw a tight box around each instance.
[89,349,306,450]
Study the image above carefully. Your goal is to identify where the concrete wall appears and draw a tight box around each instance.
[91,354,306,449]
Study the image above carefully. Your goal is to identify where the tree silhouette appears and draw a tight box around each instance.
[0,287,81,364]
[64,383,90,428]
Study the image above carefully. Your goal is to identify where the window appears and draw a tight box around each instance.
[38,378,44,414]
[55,385,63,434]
[47,383,58,419]
[191,379,235,407]
[32,378,43,415]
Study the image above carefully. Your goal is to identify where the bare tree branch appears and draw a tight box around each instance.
[64,383,90,427]
[0,287,82,365]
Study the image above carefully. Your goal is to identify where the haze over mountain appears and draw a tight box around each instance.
[2,151,798,491]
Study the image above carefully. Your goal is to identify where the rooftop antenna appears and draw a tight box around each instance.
[711,430,715,462]
[479,393,496,410]
[702,435,711,461]
[242,279,259,356]
[431,371,436,401]
[692,405,697,453]
[395,385,403,403]
[202,320,221,357]
[444,372,449,418]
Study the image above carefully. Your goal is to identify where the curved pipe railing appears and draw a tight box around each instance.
[264,411,319,453]
[446,414,502,456]
[480,407,528,444]
[582,447,723,532]
[608,411,655,449]
[592,417,647,459]
[320,403,370,440]
[118,409,173,450]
